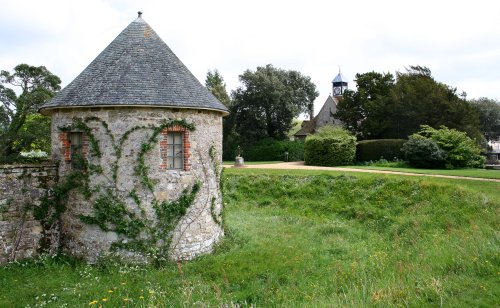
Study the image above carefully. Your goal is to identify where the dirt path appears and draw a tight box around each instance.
[226,161,500,183]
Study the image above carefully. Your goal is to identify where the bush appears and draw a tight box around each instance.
[241,138,304,161]
[356,139,406,162]
[304,126,356,166]
[403,125,485,169]
[401,137,447,168]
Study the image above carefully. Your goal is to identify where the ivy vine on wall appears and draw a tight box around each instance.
[34,116,214,259]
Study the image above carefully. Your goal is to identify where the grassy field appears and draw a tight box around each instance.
[343,165,500,180]
[0,168,498,307]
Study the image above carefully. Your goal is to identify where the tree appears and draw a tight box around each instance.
[470,97,500,141]
[231,64,318,143]
[205,69,231,107]
[336,66,482,142]
[335,71,395,139]
[0,64,61,161]
[403,125,484,169]
[390,66,481,141]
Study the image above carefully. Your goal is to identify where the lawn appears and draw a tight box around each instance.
[0,168,498,307]
[343,165,500,180]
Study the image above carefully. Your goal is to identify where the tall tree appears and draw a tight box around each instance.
[391,66,481,141]
[0,64,61,161]
[470,97,500,141]
[205,69,231,107]
[231,64,318,142]
[336,66,482,142]
[336,71,395,139]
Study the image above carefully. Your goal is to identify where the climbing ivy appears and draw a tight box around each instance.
[208,145,222,226]
[39,116,204,259]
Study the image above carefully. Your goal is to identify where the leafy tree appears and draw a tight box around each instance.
[390,66,481,141]
[404,125,484,169]
[205,69,231,107]
[336,66,482,142]
[336,71,395,138]
[470,97,500,141]
[0,64,61,162]
[231,64,318,143]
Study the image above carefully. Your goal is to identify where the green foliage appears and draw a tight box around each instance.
[0,64,61,162]
[470,97,500,141]
[410,125,486,169]
[336,66,482,141]
[304,126,356,166]
[1,172,498,307]
[336,71,395,139]
[34,169,90,229]
[205,69,231,107]
[230,64,319,143]
[241,138,304,161]
[356,139,406,162]
[79,189,145,238]
[152,182,201,241]
[401,137,447,168]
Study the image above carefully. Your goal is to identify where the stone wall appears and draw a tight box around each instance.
[50,106,224,262]
[0,164,58,264]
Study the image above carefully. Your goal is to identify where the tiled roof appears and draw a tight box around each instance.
[40,16,228,114]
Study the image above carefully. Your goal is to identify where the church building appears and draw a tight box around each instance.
[294,71,348,140]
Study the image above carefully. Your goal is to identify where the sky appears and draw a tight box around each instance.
[1,0,499,116]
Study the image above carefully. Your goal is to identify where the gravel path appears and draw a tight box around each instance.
[226,161,500,183]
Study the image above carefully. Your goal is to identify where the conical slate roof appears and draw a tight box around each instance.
[40,15,228,114]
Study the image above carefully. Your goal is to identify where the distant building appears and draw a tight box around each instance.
[487,140,500,164]
[294,71,347,140]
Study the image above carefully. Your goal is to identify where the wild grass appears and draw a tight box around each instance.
[0,169,498,307]
[348,160,500,179]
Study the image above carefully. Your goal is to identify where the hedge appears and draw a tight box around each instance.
[304,127,356,166]
[240,139,305,161]
[356,139,406,162]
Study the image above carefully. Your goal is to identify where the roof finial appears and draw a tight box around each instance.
[138,11,143,18]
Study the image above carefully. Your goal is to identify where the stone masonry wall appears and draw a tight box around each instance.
[0,164,58,264]
[50,107,224,262]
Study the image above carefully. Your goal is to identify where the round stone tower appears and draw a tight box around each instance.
[39,13,228,262]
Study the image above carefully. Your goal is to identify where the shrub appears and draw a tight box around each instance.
[241,138,304,161]
[403,125,485,169]
[401,137,447,168]
[356,139,406,162]
[304,126,356,166]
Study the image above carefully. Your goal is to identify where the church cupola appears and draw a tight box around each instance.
[332,69,348,97]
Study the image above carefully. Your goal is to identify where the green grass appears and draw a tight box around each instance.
[1,169,498,307]
[222,160,282,165]
[343,165,500,179]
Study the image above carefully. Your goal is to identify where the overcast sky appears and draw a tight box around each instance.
[1,0,499,115]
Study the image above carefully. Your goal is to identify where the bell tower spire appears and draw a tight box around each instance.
[332,68,348,97]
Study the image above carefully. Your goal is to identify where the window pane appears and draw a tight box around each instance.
[174,157,182,169]
[174,133,182,145]
[69,132,83,170]
[166,132,184,170]
[174,145,182,157]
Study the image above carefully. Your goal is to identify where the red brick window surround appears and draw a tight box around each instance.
[59,132,89,169]
[160,125,190,171]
